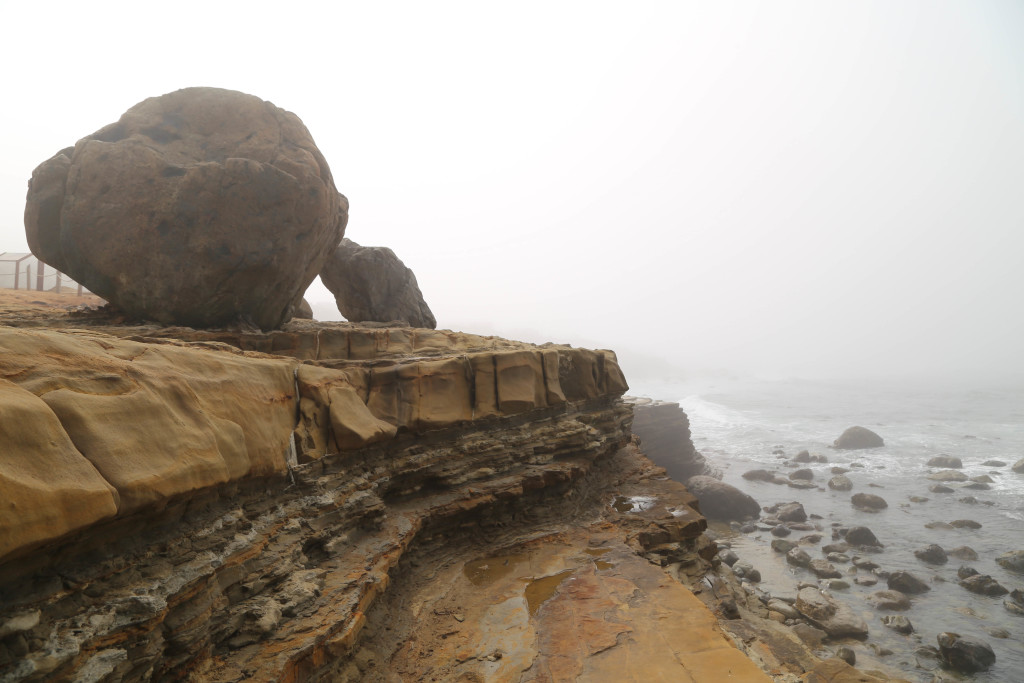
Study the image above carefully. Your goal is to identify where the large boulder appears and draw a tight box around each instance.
[320,238,436,329]
[833,426,884,450]
[25,87,346,330]
[684,475,760,521]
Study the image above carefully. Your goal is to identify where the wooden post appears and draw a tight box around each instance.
[78,282,84,296]
[56,271,62,294]
[36,261,44,291]
[26,264,32,291]
[13,263,19,290]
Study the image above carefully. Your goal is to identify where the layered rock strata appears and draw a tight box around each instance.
[0,295,724,682]
[625,397,708,480]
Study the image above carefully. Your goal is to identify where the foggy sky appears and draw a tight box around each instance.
[2,1,1022,384]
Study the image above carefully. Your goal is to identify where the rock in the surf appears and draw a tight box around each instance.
[833,426,884,450]
[996,550,1024,573]
[936,632,995,673]
[684,475,761,521]
[927,455,962,468]
[851,492,888,511]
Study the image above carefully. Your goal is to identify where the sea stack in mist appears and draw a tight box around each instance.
[24,87,347,330]
[320,238,436,328]
[833,426,884,450]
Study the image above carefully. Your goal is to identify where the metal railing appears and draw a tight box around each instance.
[0,252,88,295]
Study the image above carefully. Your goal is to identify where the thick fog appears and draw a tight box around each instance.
[2,2,1022,384]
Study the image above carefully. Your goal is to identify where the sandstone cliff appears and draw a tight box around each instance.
[0,293,885,682]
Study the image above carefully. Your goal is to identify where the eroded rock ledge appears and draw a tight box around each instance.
[0,295,883,682]
[1,295,719,682]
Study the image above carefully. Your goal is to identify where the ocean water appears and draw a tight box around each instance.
[630,377,1024,682]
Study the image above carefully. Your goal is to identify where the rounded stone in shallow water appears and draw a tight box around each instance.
[959,574,1008,596]
[937,632,996,673]
[1005,589,1024,616]
[821,579,850,590]
[908,495,929,503]
[881,614,914,634]
[914,544,948,565]
[854,575,878,587]
[828,475,853,491]
[851,492,888,511]
[950,519,982,529]
[996,549,1024,573]
[929,483,955,493]
[770,525,791,538]
[981,460,1006,467]
[826,552,850,564]
[867,590,911,610]
[846,526,883,548]
[786,548,812,568]
[887,570,930,594]
[948,546,978,561]
[928,469,969,482]
[771,539,797,553]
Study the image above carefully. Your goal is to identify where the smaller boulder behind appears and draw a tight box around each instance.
[321,238,436,328]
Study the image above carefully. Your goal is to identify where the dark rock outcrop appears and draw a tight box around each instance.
[627,398,707,481]
[684,476,761,521]
[320,238,436,328]
[833,426,884,450]
[24,87,346,330]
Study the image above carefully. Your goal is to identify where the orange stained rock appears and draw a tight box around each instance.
[527,554,771,682]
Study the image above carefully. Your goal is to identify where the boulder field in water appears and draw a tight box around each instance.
[24,87,347,330]
[833,426,884,450]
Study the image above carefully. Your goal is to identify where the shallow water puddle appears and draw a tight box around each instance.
[612,495,656,513]
[462,552,530,586]
[524,569,575,615]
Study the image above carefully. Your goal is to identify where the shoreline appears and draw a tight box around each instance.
[632,390,1024,682]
